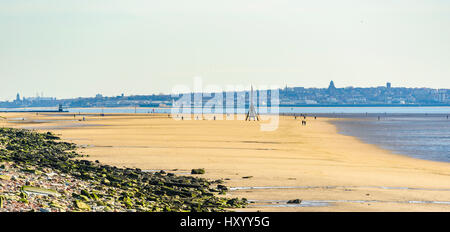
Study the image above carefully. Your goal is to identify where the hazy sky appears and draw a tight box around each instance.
[1,0,449,100]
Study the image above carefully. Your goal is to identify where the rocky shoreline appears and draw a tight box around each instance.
[0,128,247,212]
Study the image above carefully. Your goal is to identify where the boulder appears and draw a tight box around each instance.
[191,169,205,175]
[287,199,302,204]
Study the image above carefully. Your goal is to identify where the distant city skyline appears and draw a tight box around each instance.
[8,80,448,101]
[1,1,450,100]
[3,81,448,109]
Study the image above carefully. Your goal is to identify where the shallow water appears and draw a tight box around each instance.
[229,185,450,191]
[248,199,450,208]
[332,116,450,163]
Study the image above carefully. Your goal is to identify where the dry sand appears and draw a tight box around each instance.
[2,112,450,211]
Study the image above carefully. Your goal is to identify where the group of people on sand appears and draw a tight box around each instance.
[292,113,317,126]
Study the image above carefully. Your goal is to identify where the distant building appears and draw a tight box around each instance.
[16,93,21,102]
[95,94,103,99]
[387,82,392,89]
[328,80,337,95]
[328,80,336,90]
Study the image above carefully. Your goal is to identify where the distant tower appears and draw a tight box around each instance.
[16,93,21,102]
[386,82,391,89]
[328,80,337,95]
[246,86,259,121]
[58,104,63,112]
[328,80,336,90]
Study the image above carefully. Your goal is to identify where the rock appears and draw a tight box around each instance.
[50,201,63,209]
[287,199,302,204]
[0,195,5,208]
[75,200,91,211]
[217,185,228,191]
[242,176,253,179]
[191,169,205,175]
[80,195,90,202]
[22,186,61,197]
[0,128,247,212]
[0,175,11,180]
[39,208,51,212]
[80,189,90,197]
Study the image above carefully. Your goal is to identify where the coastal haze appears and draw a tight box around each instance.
[1,0,450,100]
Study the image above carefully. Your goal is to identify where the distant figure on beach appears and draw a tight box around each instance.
[74,114,76,118]
[82,116,85,121]
[301,120,306,126]
[213,116,216,120]
[314,116,317,120]
[181,116,184,120]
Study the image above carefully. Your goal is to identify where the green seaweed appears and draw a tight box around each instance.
[0,128,247,212]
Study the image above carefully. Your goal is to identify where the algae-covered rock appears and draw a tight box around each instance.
[75,200,91,211]
[0,127,248,212]
[22,186,61,197]
[0,175,11,180]
[0,195,5,208]
[191,168,205,174]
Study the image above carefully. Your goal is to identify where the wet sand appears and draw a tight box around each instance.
[2,112,450,211]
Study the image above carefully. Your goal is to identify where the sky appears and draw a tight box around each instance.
[0,0,450,100]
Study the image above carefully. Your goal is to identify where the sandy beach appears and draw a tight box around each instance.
[2,112,450,211]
